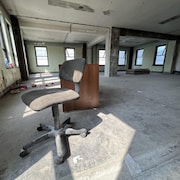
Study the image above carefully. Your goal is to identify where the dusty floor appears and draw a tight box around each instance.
[0,72,180,180]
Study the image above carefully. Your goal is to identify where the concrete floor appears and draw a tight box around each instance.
[0,72,180,180]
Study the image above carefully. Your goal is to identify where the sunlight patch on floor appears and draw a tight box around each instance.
[16,151,55,180]
[23,106,37,118]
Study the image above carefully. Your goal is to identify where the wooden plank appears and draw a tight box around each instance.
[126,69,150,74]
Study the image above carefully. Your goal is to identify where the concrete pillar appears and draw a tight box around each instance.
[82,43,87,59]
[10,15,29,80]
[128,47,134,69]
[104,28,111,77]
[110,27,120,76]
[170,40,180,73]
[92,45,98,64]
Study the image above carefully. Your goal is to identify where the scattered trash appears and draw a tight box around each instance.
[31,83,37,88]
[137,91,143,93]
[10,89,21,94]
[10,81,55,94]
[20,86,28,91]
[10,83,28,94]
[31,82,54,88]
[73,155,83,164]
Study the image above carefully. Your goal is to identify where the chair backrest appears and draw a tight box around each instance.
[59,58,86,92]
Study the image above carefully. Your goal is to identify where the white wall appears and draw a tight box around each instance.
[132,40,176,73]
[25,41,84,73]
[175,43,180,72]
[25,39,177,74]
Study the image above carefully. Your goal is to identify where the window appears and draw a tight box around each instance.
[154,45,166,65]
[0,16,13,68]
[118,50,126,65]
[0,22,9,68]
[99,49,106,65]
[35,46,49,66]
[135,49,144,66]
[65,48,75,60]
[6,22,18,67]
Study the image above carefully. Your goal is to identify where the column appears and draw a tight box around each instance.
[110,27,120,76]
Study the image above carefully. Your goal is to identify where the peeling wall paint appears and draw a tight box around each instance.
[0,4,21,96]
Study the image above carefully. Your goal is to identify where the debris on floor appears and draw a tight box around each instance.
[31,82,54,88]
[10,81,55,94]
[10,84,28,94]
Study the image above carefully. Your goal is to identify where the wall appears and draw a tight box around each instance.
[175,42,180,72]
[132,40,176,73]
[164,41,176,73]
[89,40,176,73]
[25,39,177,74]
[25,41,85,73]
[0,4,21,96]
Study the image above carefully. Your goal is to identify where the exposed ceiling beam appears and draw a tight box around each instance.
[87,36,105,47]
[20,20,108,35]
[119,28,180,40]
[20,21,70,33]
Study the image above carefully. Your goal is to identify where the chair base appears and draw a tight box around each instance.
[19,118,88,164]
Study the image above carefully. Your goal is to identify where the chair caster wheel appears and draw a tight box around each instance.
[19,149,29,157]
[37,126,43,131]
[80,132,87,138]
[80,129,88,138]
[37,123,44,131]
[55,157,64,164]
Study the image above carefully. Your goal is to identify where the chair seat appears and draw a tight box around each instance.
[21,88,79,111]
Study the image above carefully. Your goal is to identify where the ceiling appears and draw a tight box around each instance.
[1,0,180,47]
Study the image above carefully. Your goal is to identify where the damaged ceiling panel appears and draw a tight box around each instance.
[48,0,94,13]
[1,0,180,46]
[159,14,180,24]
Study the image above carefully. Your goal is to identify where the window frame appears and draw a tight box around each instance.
[153,45,167,66]
[0,22,9,68]
[6,20,19,67]
[65,47,75,61]
[0,15,13,68]
[118,50,126,66]
[135,49,144,66]
[34,46,49,67]
[98,49,106,65]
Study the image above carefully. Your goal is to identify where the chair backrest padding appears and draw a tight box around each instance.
[59,58,86,83]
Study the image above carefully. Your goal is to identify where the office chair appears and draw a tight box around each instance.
[20,58,88,164]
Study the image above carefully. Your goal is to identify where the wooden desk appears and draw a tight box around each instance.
[59,64,99,112]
